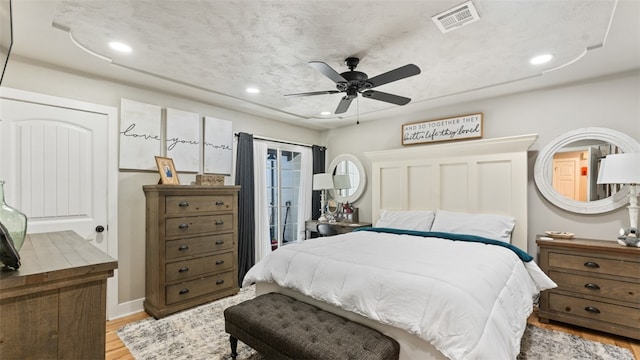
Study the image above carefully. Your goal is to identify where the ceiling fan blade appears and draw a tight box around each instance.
[309,61,348,84]
[335,96,354,114]
[362,90,411,105]
[366,64,421,88]
[284,90,341,97]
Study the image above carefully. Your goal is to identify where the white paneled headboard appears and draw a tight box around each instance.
[365,134,538,251]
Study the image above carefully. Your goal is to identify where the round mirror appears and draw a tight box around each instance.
[328,154,366,203]
[534,127,640,214]
[327,199,339,216]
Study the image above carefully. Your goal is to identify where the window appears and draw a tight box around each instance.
[267,147,302,250]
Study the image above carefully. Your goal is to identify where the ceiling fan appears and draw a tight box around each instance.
[285,57,421,114]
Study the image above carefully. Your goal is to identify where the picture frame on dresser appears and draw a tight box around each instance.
[536,236,640,340]
[155,156,180,185]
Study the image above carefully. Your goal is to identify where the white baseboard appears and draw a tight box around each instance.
[108,297,145,320]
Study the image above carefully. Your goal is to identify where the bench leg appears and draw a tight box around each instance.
[229,335,238,359]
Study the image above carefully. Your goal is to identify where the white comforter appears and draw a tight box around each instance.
[243,230,556,360]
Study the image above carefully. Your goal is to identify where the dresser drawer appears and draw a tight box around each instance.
[165,233,234,259]
[165,252,234,282]
[166,271,234,304]
[165,195,235,214]
[549,292,640,329]
[549,270,640,303]
[165,214,234,236]
[548,252,640,279]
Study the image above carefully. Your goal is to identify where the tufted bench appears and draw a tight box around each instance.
[224,292,400,360]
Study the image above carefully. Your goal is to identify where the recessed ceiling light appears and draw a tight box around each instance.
[246,87,260,94]
[320,111,331,116]
[109,41,132,53]
[530,54,553,65]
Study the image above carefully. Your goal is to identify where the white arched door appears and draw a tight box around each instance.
[0,88,119,318]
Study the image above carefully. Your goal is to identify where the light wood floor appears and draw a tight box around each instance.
[106,310,640,359]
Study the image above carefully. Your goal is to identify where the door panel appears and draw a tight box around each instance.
[553,158,578,200]
[0,99,108,254]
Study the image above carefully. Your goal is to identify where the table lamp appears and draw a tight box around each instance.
[313,173,334,222]
[597,153,640,247]
[333,174,351,195]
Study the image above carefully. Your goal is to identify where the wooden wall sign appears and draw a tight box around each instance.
[402,113,483,145]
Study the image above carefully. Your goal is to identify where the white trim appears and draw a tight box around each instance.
[108,296,145,320]
[0,87,121,319]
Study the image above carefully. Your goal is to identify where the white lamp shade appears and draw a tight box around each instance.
[597,153,640,185]
[333,174,351,190]
[313,173,334,190]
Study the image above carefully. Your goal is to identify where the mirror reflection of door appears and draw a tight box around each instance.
[551,141,621,202]
[552,150,589,201]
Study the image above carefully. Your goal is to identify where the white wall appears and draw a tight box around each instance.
[2,59,322,305]
[324,71,640,253]
[4,58,638,307]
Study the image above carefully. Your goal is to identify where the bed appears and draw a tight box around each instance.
[243,134,557,360]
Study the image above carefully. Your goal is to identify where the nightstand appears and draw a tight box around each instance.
[305,220,372,239]
[536,236,640,340]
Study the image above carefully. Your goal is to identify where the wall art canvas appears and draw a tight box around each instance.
[203,116,232,175]
[119,99,162,170]
[402,113,483,145]
[166,108,200,172]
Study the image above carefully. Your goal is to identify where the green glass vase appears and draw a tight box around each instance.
[0,180,27,269]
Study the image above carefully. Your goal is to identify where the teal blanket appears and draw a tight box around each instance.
[353,227,533,262]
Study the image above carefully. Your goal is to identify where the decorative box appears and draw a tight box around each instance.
[195,174,225,186]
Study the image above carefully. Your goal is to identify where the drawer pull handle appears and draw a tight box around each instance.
[178,245,189,251]
[215,240,224,245]
[215,200,224,205]
[584,283,600,290]
[216,260,224,265]
[215,220,224,225]
[216,279,225,285]
[179,288,190,295]
[583,261,599,268]
[584,306,600,314]
[178,201,189,208]
[178,223,189,230]
[178,267,189,273]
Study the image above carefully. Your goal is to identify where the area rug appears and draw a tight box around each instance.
[117,286,634,360]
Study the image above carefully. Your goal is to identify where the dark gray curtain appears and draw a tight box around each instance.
[311,145,326,220]
[235,132,255,287]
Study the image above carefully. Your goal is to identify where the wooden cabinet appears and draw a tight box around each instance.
[143,185,240,318]
[536,236,640,340]
[0,231,117,359]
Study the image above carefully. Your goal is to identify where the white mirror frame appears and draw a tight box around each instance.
[534,127,640,214]
[328,153,367,204]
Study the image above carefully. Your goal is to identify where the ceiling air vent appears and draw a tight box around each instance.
[432,1,480,33]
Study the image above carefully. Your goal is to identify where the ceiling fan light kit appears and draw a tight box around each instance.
[285,57,421,114]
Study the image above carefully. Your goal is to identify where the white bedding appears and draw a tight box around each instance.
[243,230,556,360]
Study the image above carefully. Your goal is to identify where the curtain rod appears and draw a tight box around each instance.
[234,132,321,149]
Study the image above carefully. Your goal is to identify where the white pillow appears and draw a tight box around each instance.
[374,210,435,231]
[431,210,516,242]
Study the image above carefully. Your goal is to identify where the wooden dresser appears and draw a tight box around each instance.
[143,185,240,318]
[0,231,117,359]
[536,236,640,340]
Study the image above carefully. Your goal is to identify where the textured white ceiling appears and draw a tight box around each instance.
[8,0,639,129]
